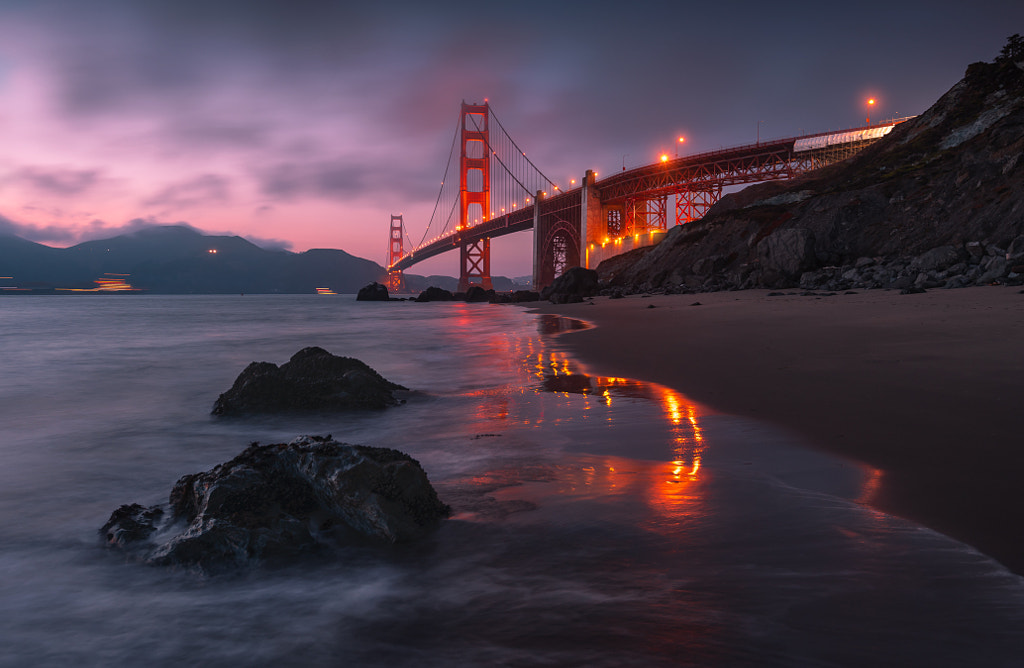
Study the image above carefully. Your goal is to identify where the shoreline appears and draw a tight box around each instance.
[530,286,1024,575]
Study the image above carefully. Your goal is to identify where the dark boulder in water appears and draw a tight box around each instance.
[510,290,541,303]
[356,282,389,301]
[100,435,450,571]
[212,346,406,415]
[414,286,456,302]
[464,286,495,302]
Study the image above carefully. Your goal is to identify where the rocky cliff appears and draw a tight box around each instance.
[601,40,1024,293]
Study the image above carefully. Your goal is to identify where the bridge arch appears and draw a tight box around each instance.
[533,190,582,289]
[539,219,580,288]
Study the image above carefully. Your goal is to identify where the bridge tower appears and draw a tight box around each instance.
[386,214,405,293]
[457,101,493,292]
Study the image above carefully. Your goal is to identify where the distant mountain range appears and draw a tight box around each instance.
[0,225,525,294]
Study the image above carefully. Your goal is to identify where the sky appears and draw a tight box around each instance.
[0,0,1021,278]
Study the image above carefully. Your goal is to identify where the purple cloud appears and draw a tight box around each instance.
[8,166,103,196]
[142,174,232,210]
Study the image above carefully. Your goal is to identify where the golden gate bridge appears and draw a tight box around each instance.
[386,101,909,293]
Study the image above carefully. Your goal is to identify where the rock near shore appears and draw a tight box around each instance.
[101,435,450,571]
[356,282,390,301]
[541,267,600,303]
[212,347,406,415]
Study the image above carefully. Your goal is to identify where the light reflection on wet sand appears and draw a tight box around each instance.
[434,309,884,545]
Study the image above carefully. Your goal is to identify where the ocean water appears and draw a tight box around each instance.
[1,295,1023,667]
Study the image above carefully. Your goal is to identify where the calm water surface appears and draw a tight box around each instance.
[1,295,1022,667]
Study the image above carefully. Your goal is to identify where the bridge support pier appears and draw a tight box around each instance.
[676,186,722,224]
[456,101,492,292]
[458,237,492,292]
[581,170,601,269]
[386,214,405,293]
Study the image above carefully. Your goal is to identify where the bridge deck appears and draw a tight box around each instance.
[392,119,909,273]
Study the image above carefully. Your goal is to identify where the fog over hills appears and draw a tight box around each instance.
[0,226,368,294]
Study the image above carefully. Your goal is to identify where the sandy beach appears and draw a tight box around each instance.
[532,286,1024,574]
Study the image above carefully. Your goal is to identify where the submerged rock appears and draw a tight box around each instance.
[212,347,406,415]
[100,435,450,571]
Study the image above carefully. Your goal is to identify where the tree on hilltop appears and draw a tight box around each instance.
[996,34,1023,64]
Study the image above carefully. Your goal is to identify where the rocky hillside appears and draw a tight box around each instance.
[601,38,1024,293]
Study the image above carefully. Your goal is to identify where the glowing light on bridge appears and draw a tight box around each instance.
[866,97,878,123]
[660,154,669,163]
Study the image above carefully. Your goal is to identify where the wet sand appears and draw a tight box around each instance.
[531,286,1024,575]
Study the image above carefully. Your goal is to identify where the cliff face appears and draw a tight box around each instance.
[603,51,1024,293]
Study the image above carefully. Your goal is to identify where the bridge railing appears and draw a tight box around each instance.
[608,118,912,185]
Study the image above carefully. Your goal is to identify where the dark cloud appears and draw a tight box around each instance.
[7,166,102,196]
[162,120,271,151]
[142,174,231,210]
[254,159,439,204]
[256,161,366,200]
[22,0,389,118]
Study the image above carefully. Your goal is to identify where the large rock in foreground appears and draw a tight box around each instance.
[212,347,406,415]
[101,436,450,571]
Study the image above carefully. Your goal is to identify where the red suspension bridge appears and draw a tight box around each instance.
[386,101,908,292]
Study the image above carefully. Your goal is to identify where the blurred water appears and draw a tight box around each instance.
[1,295,1022,667]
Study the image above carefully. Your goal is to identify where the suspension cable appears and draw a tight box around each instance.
[488,106,558,191]
[466,111,536,202]
[417,115,461,248]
